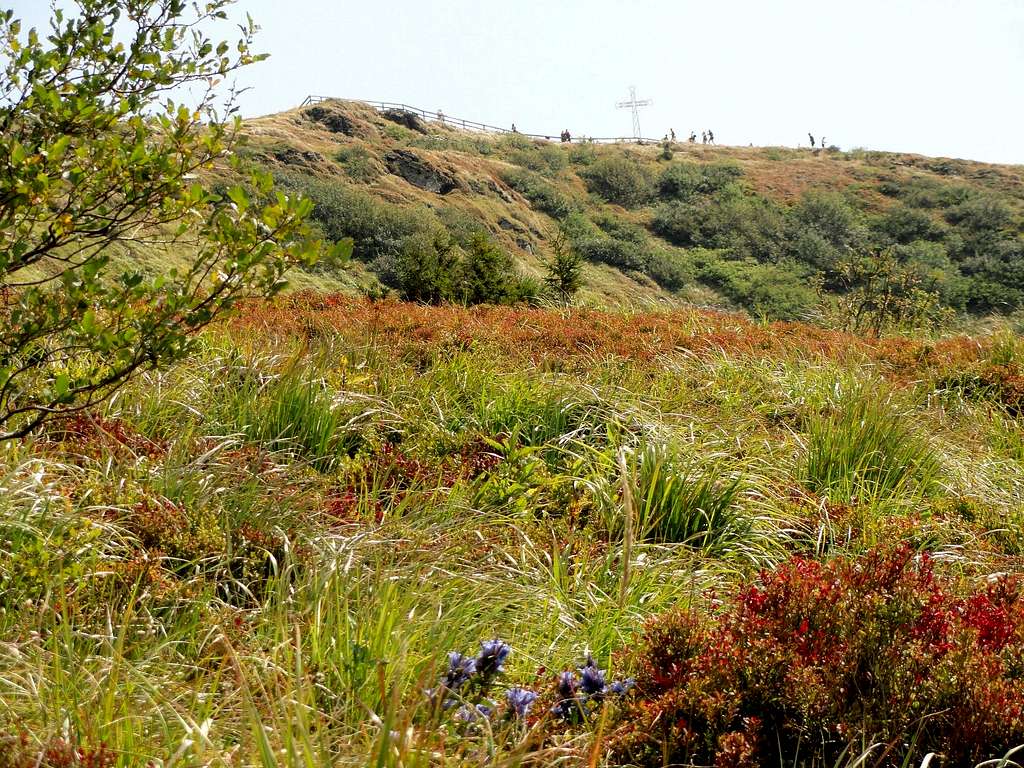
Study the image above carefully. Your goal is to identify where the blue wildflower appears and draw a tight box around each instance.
[578,656,607,696]
[505,687,538,718]
[454,703,492,723]
[551,671,582,721]
[607,677,635,696]
[443,651,477,689]
[556,670,577,698]
[475,639,511,677]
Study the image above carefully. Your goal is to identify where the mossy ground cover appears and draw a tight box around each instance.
[3,299,1024,766]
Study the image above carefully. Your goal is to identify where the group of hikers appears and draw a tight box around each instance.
[662,128,715,144]
[504,118,825,151]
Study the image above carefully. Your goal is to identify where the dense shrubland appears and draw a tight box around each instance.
[253,102,1024,326]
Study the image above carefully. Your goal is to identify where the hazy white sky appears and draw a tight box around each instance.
[12,0,1024,163]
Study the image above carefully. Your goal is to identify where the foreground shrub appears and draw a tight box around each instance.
[610,545,1024,766]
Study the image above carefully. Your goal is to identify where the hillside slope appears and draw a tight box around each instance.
[234,99,1024,320]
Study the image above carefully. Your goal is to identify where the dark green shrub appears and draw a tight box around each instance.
[508,144,568,175]
[559,211,602,241]
[789,191,863,251]
[393,228,462,304]
[593,212,647,244]
[567,142,598,166]
[581,156,653,207]
[645,249,693,291]
[575,237,648,271]
[460,234,522,305]
[274,172,434,260]
[653,191,785,263]
[335,144,380,182]
[651,200,706,247]
[873,205,945,244]
[500,168,574,219]
[960,238,1024,311]
[893,240,967,308]
[945,195,1015,260]
[789,229,841,272]
[889,177,971,209]
[657,161,742,201]
[697,253,816,320]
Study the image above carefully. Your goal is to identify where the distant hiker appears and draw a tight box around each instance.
[670,128,676,141]
[708,129,715,144]
[437,109,445,124]
[808,133,815,148]
[689,131,697,143]
[821,136,827,149]
[512,123,518,133]
[702,131,707,144]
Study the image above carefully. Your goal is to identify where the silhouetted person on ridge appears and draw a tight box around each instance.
[689,131,697,143]
[808,133,815,148]
[821,136,827,149]
[702,131,707,144]
[707,129,714,144]
[512,123,517,133]
[670,128,676,141]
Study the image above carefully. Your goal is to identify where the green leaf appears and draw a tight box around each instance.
[226,185,249,211]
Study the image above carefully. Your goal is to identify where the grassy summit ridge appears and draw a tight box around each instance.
[235,99,1024,321]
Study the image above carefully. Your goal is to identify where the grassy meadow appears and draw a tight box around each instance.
[5,297,1024,766]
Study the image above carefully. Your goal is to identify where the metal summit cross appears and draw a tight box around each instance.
[616,86,652,141]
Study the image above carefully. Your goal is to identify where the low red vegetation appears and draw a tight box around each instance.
[229,295,1000,382]
[609,545,1024,766]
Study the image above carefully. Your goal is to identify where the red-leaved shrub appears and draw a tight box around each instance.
[610,545,1024,766]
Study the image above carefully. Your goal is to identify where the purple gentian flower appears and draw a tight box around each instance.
[505,687,538,718]
[454,703,492,723]
[552,671,581,721]
[556,670,577,698]
[444,651,477,689]
[607,677,635,696]
[578,657,607,696]
[475,639,511,677]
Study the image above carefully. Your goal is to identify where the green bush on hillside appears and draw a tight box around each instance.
[697,252,817,320]
[657,161,742,201]
[500,168,574,219]
[575,237,648,271]
[508,144,569,176]
[581,156,653,207]
[335,145,381,182]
